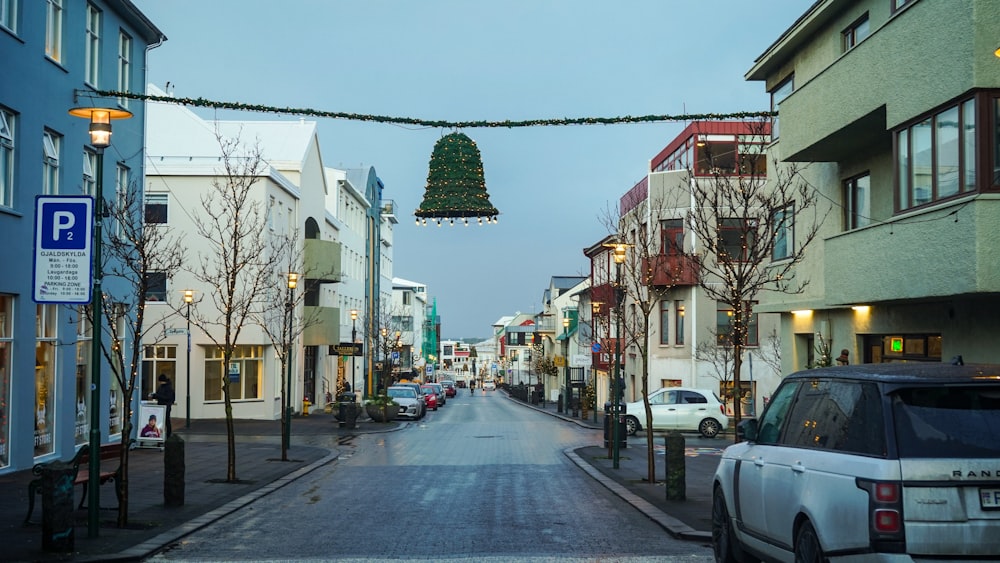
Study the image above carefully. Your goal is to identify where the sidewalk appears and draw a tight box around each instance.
[0,396,721,562]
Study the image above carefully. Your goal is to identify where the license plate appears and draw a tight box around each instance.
[980,488,1000,509]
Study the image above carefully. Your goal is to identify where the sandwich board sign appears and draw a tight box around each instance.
[33,196,93,304]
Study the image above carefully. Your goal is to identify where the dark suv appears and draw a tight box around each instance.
[713,363,1000,562]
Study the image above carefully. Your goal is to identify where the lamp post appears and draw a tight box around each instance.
[612,243,627,469]
[183,290,194,429]
[591,300,601,423]
[562,316,570,415]
[69,106,132,539]
[282,272,298,461]
[350,309,358,395]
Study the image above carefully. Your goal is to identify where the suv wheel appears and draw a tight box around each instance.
[712,488,746,563]
[794,521,825,563]
[624,416,639,436]
[699,418,722,438]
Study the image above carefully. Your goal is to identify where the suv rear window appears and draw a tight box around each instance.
[891,386,1000,458]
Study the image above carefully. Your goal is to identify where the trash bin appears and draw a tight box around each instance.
[603,401,628,449]
[337,392,359,429]
[530,391,539,405]
[40,461,76,552]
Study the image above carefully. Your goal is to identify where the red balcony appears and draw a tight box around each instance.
[641,253,699,287]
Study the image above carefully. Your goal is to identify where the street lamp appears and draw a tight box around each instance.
[350,309,358,394]
[562,316,570,415]
[591,301,602,423]
[69,105,132,539]
[183,289,194,429]
[612,243,627,469]
[282,272,298,461]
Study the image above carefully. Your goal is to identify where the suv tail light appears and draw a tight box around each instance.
[856,478,905,553]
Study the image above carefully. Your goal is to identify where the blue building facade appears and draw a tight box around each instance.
[0,0,163,473]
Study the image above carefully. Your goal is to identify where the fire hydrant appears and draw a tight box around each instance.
[302,397,311,416]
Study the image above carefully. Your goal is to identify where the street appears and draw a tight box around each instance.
[146,391,714,562]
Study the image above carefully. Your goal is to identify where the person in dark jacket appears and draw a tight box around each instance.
[151,374,176,437]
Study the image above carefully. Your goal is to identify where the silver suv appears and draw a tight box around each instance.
[712,363,1000,562]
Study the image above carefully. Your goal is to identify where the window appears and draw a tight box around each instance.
[42,131,59,195]
[204,345,263,401]
[35,304,58,457]
[45,0,62,62]
[718,218,754,263]
[717,305,759,346]
[116,163,128,234]
[995,97,1000,186]
[141,346,176,404]
[145,193,167,223]
[783,380,885,456]
[674,301,685,345]
[0,108,13,207]
[770,75,793,139]
[844,173,871,230]
[660,219,684,255]
[756,380,799,444]
[85,3,100,86]
[659,301,669,345]
[771,204,794,260]
[267,195,275,230]
[0,295,11,468]
[117,31,131,107]
[74,307,92,445]
[82,149,97,196]
[842,14,870,51]
[891,0,915,12]
[1,0,16,33]
[144,272,167,302]
[696,135,737,175]
[897,98,976,210]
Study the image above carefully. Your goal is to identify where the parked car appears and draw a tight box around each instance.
[426,382,446,405]
[712,363,1000,563]
[385,386,423,419]
[623,387,728,438]
[419,385,440,410]
[440,380,457,397]
[391,382,426,418]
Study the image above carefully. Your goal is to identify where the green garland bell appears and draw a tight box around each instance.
[415,132,499,226]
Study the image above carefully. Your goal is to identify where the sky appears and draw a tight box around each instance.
[132,0,808,340]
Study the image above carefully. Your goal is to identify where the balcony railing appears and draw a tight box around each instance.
[641,252,699,287]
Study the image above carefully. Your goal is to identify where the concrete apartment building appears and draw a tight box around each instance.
[749,0,1000,370]
[0,1,164,473]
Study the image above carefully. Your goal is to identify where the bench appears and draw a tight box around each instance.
[24,443,122,525]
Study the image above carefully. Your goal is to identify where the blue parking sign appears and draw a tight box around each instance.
[34,196,93,303]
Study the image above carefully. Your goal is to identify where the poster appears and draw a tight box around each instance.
[137,402,166,444]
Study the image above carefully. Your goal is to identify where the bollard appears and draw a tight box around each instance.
[41,462,76,552]
[164,434,185,506]
[665,432,686,501]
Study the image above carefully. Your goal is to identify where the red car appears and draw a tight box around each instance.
[440,380,457,397]
[419,385,439,410]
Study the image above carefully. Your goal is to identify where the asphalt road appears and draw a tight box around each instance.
[146,391,714,562]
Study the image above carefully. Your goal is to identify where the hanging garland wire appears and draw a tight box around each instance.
[92,90,774,129]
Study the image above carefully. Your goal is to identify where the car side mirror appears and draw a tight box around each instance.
[737,418,759,442]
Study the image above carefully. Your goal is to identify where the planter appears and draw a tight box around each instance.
[365,403,400,422]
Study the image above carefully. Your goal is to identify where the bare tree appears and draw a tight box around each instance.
[369,303,407,393]
[685,118,826,440]
[93,177,185,526]
[187,131,272,482]
[601,184,692,483]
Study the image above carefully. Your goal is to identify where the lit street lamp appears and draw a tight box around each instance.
[183,289,194,429]
[282,272,298,461]
[612,243,627,469]
[350,309,358,394]
[562,316,570,414]
[69,105,132,539]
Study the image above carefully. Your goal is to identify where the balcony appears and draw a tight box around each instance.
[823,198,1000,305]
[641,253,699,287]
[303,306,341,346]
[303,239,342,284]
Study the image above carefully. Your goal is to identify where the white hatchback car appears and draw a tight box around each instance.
[623,387,728,438]
[712,363,1000,563]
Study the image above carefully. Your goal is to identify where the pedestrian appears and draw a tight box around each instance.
[836,349,850,366]
[150,374,176,437]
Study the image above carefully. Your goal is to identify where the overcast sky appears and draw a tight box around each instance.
[133,0,808,340]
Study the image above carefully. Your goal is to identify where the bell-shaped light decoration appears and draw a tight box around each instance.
[414,132,499,226]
